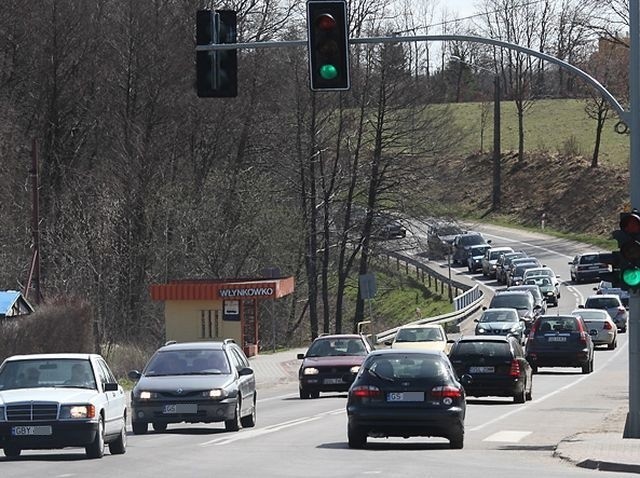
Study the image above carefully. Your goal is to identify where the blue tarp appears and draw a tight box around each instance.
[0,290,21,315]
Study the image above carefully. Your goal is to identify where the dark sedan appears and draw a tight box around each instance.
[448,336,532,403]
[346,349,466,449]
[298,334,373,399]
[525,315,595,374]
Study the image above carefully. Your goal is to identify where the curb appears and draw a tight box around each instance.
[554,432,640,475]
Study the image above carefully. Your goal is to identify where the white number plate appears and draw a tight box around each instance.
[469,366,494,373]
[323,378,344,385]
[387,392,424,402]
[163,404,197,414]
[548,336,567,342]
[12,425,52,436]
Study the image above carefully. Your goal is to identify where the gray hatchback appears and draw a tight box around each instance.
[129,339,256,434]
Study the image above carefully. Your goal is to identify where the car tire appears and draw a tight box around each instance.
[3,445,21,458]
[514,388,526,404]
[299,387,310,399]
[347,424,367,449]
[621,327,627,334]
[132,421,148,435]
[525,387,532,401]
[449,428,464,449]
[152,422,167,432]
[225,399,242,432]
[109,416,127,455]
[530,364,538,374]
[609,339,617,350]
[582,359,593,374]
[240,396,257,428]
[85,416,105,459]
[310,390,320,399]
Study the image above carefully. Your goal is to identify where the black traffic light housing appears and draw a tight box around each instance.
[196,10,237,98]
[306,0,350,91]
[612,209,640,291]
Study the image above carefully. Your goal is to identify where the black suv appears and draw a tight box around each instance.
[525,315,595,374]
[449,336,532,403]
[298,334,374,399]
[128,339,256,434]
[451,232,491,265]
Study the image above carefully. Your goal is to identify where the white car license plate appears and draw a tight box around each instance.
[387,392,424,402]
[548,336,567,342]
[163,404,197,414]
[12,425,52,436]
[323,378,344,385]
[469,366,494,373]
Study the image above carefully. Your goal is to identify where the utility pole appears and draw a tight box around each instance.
[624,0,640,439]
[492,75,501,211]
[24,139,41,305]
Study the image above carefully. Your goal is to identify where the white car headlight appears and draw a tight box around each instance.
[203,388,227,399]
[350,366,361,374]
[136,390,159,400]
[59,404,96,419]
[477,328,486,334]
[303,367,319,375]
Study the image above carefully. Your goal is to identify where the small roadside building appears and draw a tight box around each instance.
[150,277,295,356]
[0,290,35,319]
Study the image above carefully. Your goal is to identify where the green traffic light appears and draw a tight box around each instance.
[622,267,640,287]
[319,64,338,80]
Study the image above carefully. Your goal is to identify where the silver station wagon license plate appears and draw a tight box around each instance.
[12,425,52,436]
[163,404,197,414]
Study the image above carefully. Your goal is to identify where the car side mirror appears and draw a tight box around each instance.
[104,382,119,392]
[474,318,479,322]
[482,306,487,311]
[578,305,585,309]
[239,367,254,376]
[384,340,393,346]
[128,370,142,381]
[297,353,305,360]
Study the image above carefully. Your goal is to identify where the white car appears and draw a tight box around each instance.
[522,267,561,297]
[0,353,127,459]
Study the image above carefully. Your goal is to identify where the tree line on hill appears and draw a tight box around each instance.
[0,0,627,353]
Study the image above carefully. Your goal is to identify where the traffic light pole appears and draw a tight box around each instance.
[624,1,640,439]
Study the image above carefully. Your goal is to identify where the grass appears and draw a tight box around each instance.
[449,98,629,167]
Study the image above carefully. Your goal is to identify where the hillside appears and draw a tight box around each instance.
[423,150,628,240]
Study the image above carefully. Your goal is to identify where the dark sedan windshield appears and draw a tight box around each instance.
[145,350,230,376]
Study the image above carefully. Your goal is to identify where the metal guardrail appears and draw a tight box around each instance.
[454,285,483,311]
[374,285,484,344]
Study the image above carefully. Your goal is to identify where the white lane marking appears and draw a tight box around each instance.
[469,340,628,432]
[483,430,532,442]
[199,407,344,446]
[258,392,298,402]
[481,232,574,259]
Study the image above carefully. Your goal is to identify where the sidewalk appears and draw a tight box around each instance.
[249,347,640,473]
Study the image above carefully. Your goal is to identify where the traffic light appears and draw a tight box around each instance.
[306,1,350,91]
[196,10,237,98]
[613,209,640,291]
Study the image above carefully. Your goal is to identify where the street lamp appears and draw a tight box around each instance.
[450,55,501,211]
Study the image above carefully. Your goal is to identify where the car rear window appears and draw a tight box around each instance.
[451,341,512,359]
[368,355,449,380]
[536,318,579,333]
[459,235,485,246]
[585,297,621,309]
[579,254,600,264]
[396,328,443,342]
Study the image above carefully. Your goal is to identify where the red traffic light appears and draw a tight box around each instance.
[316,13,337,30]
[620,212,640,234]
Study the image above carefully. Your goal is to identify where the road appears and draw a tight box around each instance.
[0,224,630,477]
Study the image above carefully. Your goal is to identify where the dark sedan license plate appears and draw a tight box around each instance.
[163,404,197,414]
[12,425,52,436]
[323,378,344,385]
[387,392,424,402]
[548,336,567,342]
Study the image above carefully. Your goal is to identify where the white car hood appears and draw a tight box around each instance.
[0,387,98,405]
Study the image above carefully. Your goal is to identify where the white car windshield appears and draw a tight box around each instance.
[0,359,96,391]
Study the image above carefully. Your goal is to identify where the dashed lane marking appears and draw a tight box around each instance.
[483,430,532,443]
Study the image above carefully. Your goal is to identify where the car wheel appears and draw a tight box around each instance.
[609,339,617,350]
[299,387,310,399]
[86,416,105,459]
[225,399,242,432]
[310,390,320,399]
[449,427,464,449]
[621,327,627,334]
[525,387,532,401]
[3,445,21,458]
[152,422,167,432]
[240,396,257,428]
[582,359,593,374]
[132,421,148,435]
[347,423,367,449]
[109,416,127,455]
[530,364,538,374]
[514,388,526,404]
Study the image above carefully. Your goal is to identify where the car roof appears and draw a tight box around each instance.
[538,314,578,320]
[160,341,227,351]
[457,335,514,343]
[491,246,514,252]
[482,307,519,313]
[398,323,444,330]
[5,353,98,361]
[368,349,445,357]
[586,294,621,300]
[495,290,531,296]
[571,308,611,316]
[313,334,364,341]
